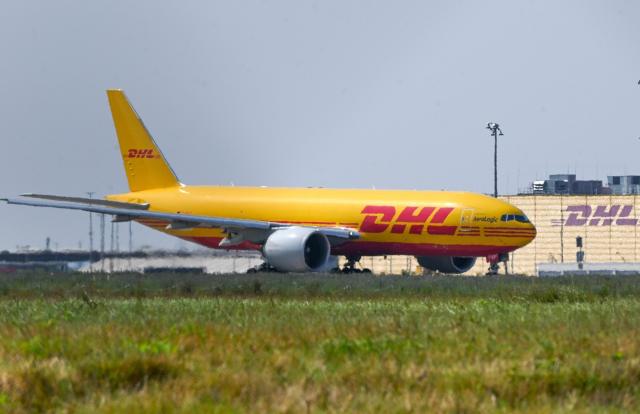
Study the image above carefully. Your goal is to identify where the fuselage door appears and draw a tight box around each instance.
[461,209,474,227]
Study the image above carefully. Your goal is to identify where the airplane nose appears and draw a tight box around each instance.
[526,223,537,244]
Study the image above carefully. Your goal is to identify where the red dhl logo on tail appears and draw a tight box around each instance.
[127,149,158,159]
[360,206,456,235]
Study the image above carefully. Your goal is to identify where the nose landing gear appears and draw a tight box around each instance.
[486,253,509,276]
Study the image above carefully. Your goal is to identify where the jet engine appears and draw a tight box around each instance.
[416,256,477,274]
[263,227,331,272]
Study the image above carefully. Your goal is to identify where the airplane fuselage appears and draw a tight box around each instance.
[108,185,536,258]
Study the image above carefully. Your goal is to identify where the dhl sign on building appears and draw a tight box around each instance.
[355,195,640,276]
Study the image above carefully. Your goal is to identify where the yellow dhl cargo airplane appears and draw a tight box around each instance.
[3,90,536,274]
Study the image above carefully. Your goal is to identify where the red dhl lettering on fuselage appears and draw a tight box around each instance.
[360,205,456,235]
[127,149,158,159]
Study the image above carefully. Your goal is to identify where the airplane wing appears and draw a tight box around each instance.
[2,194,360,245]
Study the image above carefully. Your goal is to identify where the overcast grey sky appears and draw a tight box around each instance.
[1,1,639,251]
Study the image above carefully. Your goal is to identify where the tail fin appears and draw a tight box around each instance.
[107,89,181,192]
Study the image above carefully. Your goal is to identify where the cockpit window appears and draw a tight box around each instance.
[501,214,530,223]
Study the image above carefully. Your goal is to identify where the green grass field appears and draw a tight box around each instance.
[1,272,640,413]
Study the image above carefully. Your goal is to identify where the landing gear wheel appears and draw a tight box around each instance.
[342,268,363,274]
[342,256,370,274]
[486,262,499,276]
[246,262,278,274]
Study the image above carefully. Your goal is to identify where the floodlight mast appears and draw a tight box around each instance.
[486,122,504,198]
[87,191,94,273]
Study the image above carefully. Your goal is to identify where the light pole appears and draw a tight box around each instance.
[87,191,94,272]
[486,122,503,198]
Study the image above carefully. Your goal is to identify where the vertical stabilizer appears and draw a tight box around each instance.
[107,90,180,192]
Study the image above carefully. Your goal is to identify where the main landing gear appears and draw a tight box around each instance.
[246,257,374,274]
[338,256,372,274]
[246,262,277,274]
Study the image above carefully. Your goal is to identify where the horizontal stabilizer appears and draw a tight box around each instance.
[21,194,149,210]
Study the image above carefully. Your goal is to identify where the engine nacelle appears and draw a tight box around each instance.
[263,227,331,272]
[416,256,477,274]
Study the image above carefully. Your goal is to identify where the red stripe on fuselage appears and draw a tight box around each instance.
[333,241,517,256]
[484,234,534,238]
[489,226,535,231]
[485,229,536,233]
[427,225,457,235]
[178,236,518,257]
[485,232,536,236]
[181,236,261,250]
[486,233,536,236]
